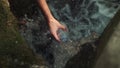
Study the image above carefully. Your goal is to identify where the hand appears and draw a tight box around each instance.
[48,18,67,42]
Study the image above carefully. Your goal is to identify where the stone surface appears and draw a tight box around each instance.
[94,10,120,68]
[0,0,45,68]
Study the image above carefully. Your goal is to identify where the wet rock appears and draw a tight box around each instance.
[94,10,120,68]
[0,0,45,68]
[65,42,96,68]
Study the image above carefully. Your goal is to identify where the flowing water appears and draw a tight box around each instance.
[17,0,120,68]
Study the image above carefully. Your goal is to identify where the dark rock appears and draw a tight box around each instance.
[0,1,45,68]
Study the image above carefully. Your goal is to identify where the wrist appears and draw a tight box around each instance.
[47,16,55,23]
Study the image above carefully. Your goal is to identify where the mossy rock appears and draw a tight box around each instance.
[0,0,45,68]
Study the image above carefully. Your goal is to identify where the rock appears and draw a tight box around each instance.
[0,0,45,68]
[94,10,120,68]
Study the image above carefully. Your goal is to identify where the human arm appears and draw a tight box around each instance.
[37,0,67,41]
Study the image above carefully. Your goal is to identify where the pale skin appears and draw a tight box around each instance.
[37,0,67,42]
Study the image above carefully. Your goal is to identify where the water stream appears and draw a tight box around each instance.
[16,0,120,68]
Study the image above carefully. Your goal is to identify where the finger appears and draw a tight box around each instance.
[60,25,68,31]
[53,32,60,42]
